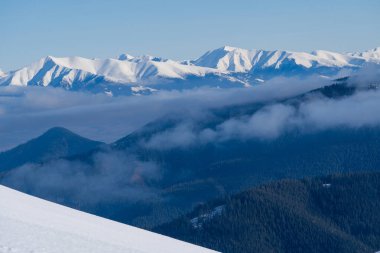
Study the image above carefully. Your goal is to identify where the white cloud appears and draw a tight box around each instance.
[142,87,380,149]
[2,150,160,206]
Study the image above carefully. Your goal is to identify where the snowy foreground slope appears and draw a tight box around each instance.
[0,185,218,253]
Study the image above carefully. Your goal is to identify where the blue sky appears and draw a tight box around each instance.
[1,0,379,71]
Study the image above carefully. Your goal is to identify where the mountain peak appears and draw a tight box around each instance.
[38,127,102,147]
[43,126,75,136]
[363,47,380,53]
[118,53,168,63]
[347,47,380,60]
[118,53,135,61]
[25,126,101,148]
[220,45,242,52]
[0,127,103,172]
[43,55,60,66]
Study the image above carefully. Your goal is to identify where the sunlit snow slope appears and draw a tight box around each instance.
[0,185,218,253]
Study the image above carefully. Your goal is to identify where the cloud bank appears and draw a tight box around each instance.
[143,83,380,149]
[0,75,327,151]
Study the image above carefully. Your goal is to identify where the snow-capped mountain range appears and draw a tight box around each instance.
[1,46,379,95]
[194,46,380,72]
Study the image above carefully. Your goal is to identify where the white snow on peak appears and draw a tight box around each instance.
[0,68,5,77]
[1,46,380,92]
[347,47,380,61]
[290,50,353,68]
[3,55,220,87]
[193,46,368,72]
[193,46,256,72]
[118,53,135,61]
[0,185,218,253]
[221,45,242,52]
[118,53,168,63]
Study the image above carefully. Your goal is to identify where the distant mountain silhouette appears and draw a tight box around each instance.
[0,127,103,172]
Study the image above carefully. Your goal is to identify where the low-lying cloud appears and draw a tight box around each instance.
[143,87,380,149]
[0,75,327,151]
[2,150,161,206]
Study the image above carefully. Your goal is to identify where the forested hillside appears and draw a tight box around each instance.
[156,172,380,253]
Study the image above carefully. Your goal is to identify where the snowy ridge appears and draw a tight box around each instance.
[347,47,380,60]
[193,46,258,72]
[0,55,220,87]
[118,53,168,63]
[0,185,218,253]
[193,46,379,72]
[1,46,380,95]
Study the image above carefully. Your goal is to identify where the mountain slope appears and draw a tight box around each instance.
[0,185,218,253]
[3,80,380,230]
[155,172,380,253]
[104,81,380,227]
[1,46,379,95]
[2,80,380,231]
[0,127,103,172]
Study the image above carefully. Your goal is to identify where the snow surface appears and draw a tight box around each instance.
[0,185,218,253]
[190,205,225,229]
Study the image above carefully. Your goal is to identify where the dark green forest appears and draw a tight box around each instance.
[156,172,380,253]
